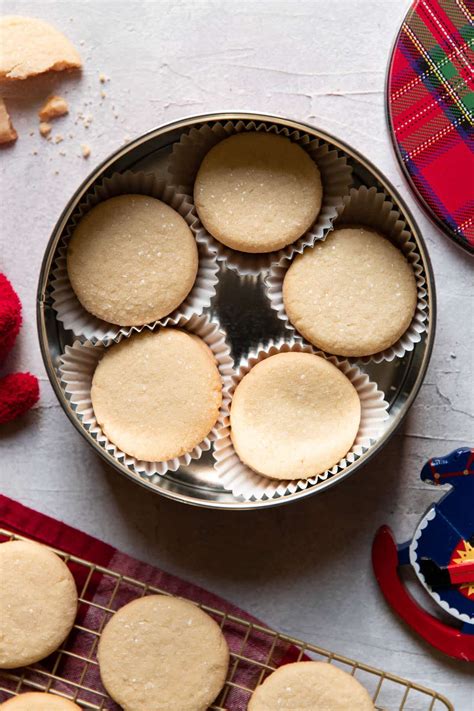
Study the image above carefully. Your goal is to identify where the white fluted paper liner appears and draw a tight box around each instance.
[58,315,234,479]
[266,186,429,364]
[51,171,219,345]
[213,339,389,502]
[168,120,353,275]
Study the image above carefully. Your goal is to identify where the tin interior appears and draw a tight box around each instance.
[37,113,436,510]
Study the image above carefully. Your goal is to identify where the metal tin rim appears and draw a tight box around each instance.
[37,111,437,510]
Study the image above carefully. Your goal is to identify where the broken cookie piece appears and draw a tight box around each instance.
[0,98,17,144]
[39,121,52,137]
[0,16,81,81]
[38,95,69,121]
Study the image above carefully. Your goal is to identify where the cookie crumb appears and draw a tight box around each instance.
[0,99,18,145]
[38,95,69,121]
[39,122,52,137]
[81,143,91,158]
[99,73,108,83]
[54,134,64,144]
[76,111,93,128]
[59,150,66,156]
[100,90,106,99]
[83,113,93,128]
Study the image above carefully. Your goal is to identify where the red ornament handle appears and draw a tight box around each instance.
[372,526,474,662]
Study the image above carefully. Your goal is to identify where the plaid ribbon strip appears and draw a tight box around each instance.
[387,0,474,253]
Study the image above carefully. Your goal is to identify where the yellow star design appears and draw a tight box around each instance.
[453,541,474,597]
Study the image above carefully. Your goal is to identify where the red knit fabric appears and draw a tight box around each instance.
[0,274,22,363]
[0,273,40,424]
[0,373,39,424]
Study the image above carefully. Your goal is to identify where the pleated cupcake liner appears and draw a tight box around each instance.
[168,119,353,276]
[58,314,234,480]
[212,338,389,502]
[50,170,219,345]
[265,185,429,364]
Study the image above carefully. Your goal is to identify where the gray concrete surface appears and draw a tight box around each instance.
[1,1,473,709]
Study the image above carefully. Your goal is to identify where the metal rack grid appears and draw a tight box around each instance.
[0,528,453,711]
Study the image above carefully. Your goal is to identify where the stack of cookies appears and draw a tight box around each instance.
[52,122,425,500]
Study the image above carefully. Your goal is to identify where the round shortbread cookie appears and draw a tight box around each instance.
[0,16,81,81]
[0,540,78,669]
[98,595,229,711]
[0,693,81,710]
[91,328,222,462]
[283,226,417,357]
[230,352,360,480]
[67,194,199,326]
[194,132,322,253]
[248,661,374,710]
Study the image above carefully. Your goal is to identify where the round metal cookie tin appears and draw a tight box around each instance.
[37,112,436,510]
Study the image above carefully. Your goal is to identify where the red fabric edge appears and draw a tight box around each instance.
[0,495,115,568]
[0,494,310,679]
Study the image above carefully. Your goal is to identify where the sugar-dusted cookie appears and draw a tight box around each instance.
[0,693,81,710]
[248,661,374,710]
[0,540,78,668]
[0,16,81,80]
[67,194,199,327]
[91,328,222,462]
[194,132,322,253]
[230,352,360,480]
[98,595,229,711]
[283,227,417,357]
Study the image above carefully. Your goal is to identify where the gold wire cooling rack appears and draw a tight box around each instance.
[0,528,453,711]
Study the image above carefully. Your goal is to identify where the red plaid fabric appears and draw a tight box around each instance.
[387,0,474,254]
[0,495,301,709]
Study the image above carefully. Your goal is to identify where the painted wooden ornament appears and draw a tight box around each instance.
[372,447,474,661]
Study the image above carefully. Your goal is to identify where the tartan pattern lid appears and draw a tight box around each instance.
[387,0,474,254]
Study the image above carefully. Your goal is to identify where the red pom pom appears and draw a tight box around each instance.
[0,274,22,364]
[0,372,39,425]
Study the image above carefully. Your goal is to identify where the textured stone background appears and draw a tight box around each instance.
[1,1,473,708]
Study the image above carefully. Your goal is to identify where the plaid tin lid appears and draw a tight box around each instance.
[387,0,474,254]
